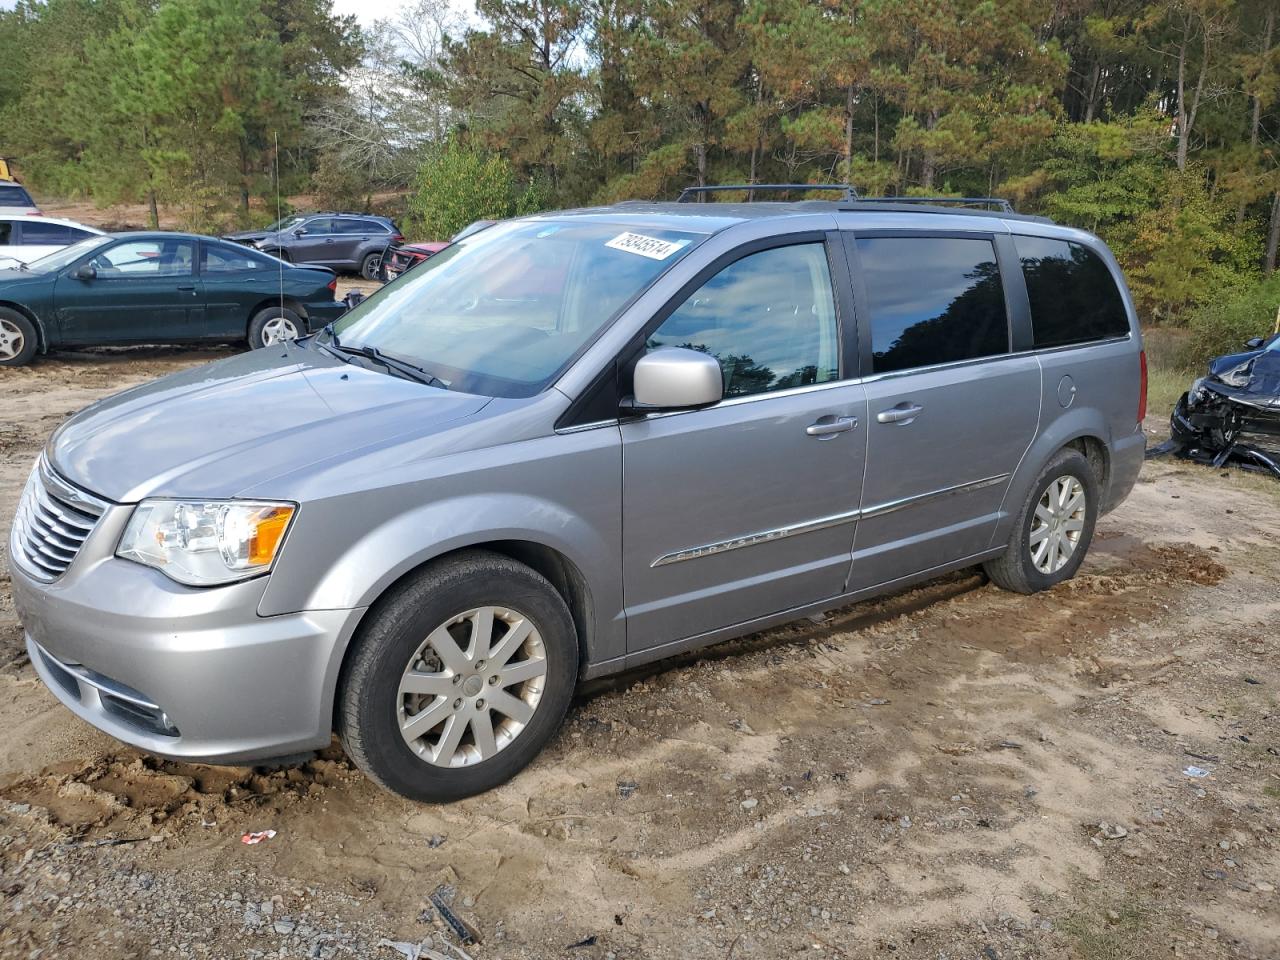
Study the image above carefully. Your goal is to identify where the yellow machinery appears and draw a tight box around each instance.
[0,159,15,182]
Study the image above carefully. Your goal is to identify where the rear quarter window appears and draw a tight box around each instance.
[1014,237,1130,348]
[856,236,1010,374]
[0,185,34,206]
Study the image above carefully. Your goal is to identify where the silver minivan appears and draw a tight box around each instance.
[9,197,1146,801]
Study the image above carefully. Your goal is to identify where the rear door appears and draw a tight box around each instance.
[291,218,338,265]
[840,229,1041,592]
[54,237,204,344]
[621,236,868,653]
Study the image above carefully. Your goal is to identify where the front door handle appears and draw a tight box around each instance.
[806,415,858,438]
[877,402,923,425]
[177,284,196,295]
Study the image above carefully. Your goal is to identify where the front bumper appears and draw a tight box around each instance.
[11,519,364,764]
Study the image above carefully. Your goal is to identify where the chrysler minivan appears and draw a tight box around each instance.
[9,195,1146,802]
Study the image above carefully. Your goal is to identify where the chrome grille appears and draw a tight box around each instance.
[9,457,107,582]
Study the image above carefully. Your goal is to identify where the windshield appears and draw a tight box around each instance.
[331,219,702,397]
[21,235,111,272]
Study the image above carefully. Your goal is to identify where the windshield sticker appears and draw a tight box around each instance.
[605,232,689,260]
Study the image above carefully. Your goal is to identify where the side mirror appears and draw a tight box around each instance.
[73,263,96,281]
[292,228,306,237]
[1245,337,1264,349]
[627,347,723,412]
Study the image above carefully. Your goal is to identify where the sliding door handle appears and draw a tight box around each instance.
[806,415,858,438]
[877,403,923,425]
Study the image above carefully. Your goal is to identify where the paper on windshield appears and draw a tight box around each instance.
[605,232,689,260]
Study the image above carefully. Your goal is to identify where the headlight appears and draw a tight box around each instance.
[117,500,296,586]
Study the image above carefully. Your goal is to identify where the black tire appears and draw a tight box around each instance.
[983,448,1099,594]
[360,252,382,281]
[247,306,304,349]
[0,307,38,367]
[338,550,578,802]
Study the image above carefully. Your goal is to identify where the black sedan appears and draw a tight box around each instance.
[0,233,347,366]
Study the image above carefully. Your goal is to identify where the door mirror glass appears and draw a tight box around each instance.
[1245,337,1264,349]
[631,347,723,410]
[73,263,96,281]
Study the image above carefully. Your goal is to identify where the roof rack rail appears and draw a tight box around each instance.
[677,184,858,203]
[850,196,1016,214]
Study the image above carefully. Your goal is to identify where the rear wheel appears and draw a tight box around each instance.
[983,448,1098,594]
[338,551,578,802]
[0,308,37,367]
[248,306,303,348]
[360,252,382,280]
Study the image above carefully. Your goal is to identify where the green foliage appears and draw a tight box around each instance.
[1187,273,1280,362]
[0,0,359,228]
[406,144,538,240]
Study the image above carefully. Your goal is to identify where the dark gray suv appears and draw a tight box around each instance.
[12,194,1146,803]
[225,213,402,279]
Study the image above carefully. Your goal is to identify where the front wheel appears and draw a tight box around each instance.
[983,448,1099,594]
[248,307,303,348]
[338,551,578,802]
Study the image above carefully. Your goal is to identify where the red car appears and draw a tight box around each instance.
[381,240,448,280]
[380,220,498,281]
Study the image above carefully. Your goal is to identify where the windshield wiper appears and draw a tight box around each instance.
[333,342,447,388]
[317,323,447,389]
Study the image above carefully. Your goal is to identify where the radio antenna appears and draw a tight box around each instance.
[274,131,284,324]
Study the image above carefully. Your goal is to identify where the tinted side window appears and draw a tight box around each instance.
[0,221,11,244]
[203,244,269,273]
[648,243,840,398]
[856,236,1009,374]
[1015,237,1130,348]
[20,221,76,244]
[0,185,34,206]
[304,218,336,235]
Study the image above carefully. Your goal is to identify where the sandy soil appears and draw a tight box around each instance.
[0,352,1277,960]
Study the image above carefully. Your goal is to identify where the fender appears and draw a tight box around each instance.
[258,490,625,667]
[988,404,1112,549]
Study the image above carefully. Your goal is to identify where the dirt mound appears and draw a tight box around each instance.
[0,747,358,836]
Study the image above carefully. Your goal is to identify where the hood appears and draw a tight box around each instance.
[0,268,52,290]
[48,345,490,502]
[1205,348,1280,409]
[223,230,270,243]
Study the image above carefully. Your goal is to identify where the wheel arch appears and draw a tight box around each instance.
[328,539,597,732]
[0,300,48,353]
[990,408,1115,550]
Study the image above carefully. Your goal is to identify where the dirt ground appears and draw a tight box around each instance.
[0,348,1277,960]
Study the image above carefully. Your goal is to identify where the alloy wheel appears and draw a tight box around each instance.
[397,606,548,768]
[261,316,300,346]
[1029,475,1086,574]
[0,318,25,361]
